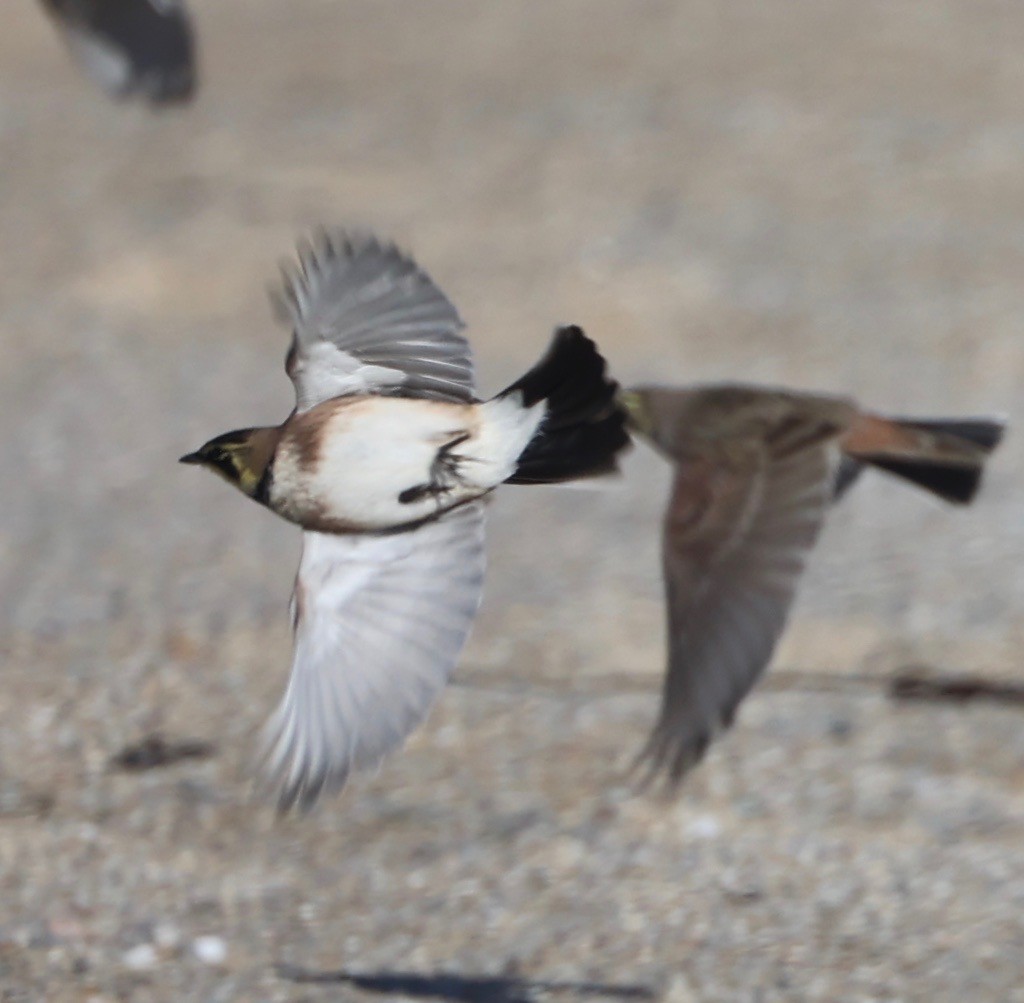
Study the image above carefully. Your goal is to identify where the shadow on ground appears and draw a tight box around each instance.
[276,965,656,1003]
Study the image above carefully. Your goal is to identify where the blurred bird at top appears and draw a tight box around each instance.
[181,230,629,812]
[40,0,196,105]
[622,385,1004,790]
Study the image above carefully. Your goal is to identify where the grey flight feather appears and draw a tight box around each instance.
[273,230,475,412]
[260,500,487,813]
[636,441,832,789]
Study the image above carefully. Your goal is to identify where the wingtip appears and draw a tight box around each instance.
[629,727,711,799]
[256,722,355,817]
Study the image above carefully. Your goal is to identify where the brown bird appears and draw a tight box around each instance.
[622,384,1004,789]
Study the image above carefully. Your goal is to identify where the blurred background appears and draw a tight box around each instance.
[1,2,1023,999]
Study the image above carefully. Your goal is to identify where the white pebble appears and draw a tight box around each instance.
[192,935,227,966]
[122,944,158,971]
[663,973,699,1003]
[153,923,181,950]
[685,813,722,839]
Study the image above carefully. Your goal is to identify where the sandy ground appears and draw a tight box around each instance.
[1,2,1023,1000]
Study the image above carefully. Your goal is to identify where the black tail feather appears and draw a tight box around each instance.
[899,417,1005,453]
[834,415,1005,505]
[45,0,197,105]
[832,456,865,499]
[501,326,630,484]
[863,456,983,505]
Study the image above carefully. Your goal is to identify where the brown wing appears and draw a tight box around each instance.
[636,439,833,789]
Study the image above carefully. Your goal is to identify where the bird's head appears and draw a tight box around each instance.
[180,427,279,499]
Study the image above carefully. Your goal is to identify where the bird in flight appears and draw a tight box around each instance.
[40,0,197,105]
[181,231,630,811]
[622,384,1004,790]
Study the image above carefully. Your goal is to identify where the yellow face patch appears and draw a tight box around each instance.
[187,441,259,496]
[235,460,262,495]
[617,390,652,435]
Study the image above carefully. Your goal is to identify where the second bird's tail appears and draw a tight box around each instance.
[498,325,631,484]
[836,414,1005,504]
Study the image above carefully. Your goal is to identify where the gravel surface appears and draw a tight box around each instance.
[1,2,1022,1000]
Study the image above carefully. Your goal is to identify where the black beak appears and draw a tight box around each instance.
[179,451,204,465]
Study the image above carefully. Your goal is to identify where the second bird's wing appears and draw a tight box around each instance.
[636,440,832,789]
[260,500,486,812]
[274,231,475,412]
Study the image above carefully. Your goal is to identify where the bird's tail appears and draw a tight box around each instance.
[495,325,631,484]
[836,414,1005,504]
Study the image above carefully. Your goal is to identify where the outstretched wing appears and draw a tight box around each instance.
[636,441,832,788]
[42,0,196,104]
[260,501,486,812]
[273,231,475,412]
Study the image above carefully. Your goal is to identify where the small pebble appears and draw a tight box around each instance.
[192,935,227,966]
[685,814,721,839]
[122,944,158,971]
[663,972,699,1003]
[154,922,181,951]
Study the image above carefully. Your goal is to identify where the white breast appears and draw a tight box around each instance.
[268,398,466,530]
[270,393,546,532]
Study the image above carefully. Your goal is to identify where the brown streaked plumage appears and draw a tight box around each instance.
[622,384,1005,789]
